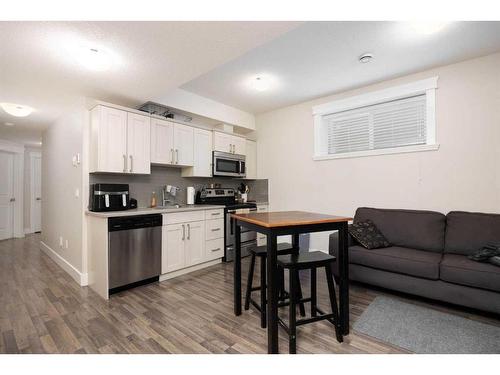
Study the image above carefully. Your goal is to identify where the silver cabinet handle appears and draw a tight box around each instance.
[36,197,41,201]
[211,228,220,232]
[176,149,179,164]
[229,144,232,153]
[187,223,190,240]
[211,247,221,252]
[123,154,127,173]
[211,212,221,217]
[182,224,185,241]
[129,155,133,173]
[10,198,15,202]
[170,148,174,164]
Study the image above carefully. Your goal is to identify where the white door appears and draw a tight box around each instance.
[162,223,185,273]
[127,113,151,174]
[31,153,42,233]
[0,152,14,240]
[173,123,194,166]
[213,132,233,153]
[232,136,247,156]
[98,106,128,173]
[185,220,205,266]
[151,119,174,165]
[193,128,212,177]
[245,140,257,179]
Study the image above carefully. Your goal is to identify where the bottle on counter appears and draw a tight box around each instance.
[150,191,157,208]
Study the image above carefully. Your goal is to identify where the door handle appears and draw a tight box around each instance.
[176,149,179,164]
[10,198,15,202]
[170,148,174,164]
[182,224,185,241]
[129,155,133,173]
[187,223,191,240]
[123,154,127,173]
[36,197,41,201]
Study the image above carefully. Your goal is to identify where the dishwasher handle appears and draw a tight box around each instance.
[108,214,162,232]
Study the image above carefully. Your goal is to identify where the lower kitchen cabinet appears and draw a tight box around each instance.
[184,220,205,266]
[162,223,185,273]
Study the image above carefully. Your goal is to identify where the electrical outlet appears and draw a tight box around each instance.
[65,239,69,249]
[59,236,63,247]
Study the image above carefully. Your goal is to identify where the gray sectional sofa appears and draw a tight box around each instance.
[329,207,500,314]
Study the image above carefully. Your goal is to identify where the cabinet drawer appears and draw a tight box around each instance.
[163,211,204,225]
[205,209,224,220]
[205,219,224,240]
[205,238,224,261]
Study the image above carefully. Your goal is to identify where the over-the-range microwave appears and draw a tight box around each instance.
[212,151,246,178]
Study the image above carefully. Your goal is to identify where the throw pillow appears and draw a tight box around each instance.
[348,220,390,249]
[489,256,500,267]
[468,243,500,262]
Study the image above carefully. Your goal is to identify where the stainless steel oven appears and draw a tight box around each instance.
[225,206,257,261]
[213,151,246,178]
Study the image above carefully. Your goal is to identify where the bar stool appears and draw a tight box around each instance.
[277,251,343,354]
[244,242,306,328]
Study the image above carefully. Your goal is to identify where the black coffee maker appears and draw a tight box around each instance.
[89,183,130,212]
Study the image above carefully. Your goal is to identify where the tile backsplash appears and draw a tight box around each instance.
[89,166,268,208]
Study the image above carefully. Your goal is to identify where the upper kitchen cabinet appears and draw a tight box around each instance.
[182,128,212,178]
[245,140,257,179]
[151,119,194,167]
[90,105,151,174]
[213,131,246,155]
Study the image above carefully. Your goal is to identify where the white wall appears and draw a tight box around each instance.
[256,53,500,251]
[41,100,87,284]
[156,88,255,130]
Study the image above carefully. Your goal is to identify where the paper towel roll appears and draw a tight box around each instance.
[187,186,195,205]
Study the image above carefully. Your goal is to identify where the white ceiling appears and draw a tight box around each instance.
[181,21,500,114]
[0,21,300,144]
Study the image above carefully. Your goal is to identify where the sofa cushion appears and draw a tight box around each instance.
[349,245,442,280]
[440,254,500,292]
[354,207,446,252]
[445,211,500,256]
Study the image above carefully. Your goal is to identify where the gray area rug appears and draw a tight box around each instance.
[353,296,500,353]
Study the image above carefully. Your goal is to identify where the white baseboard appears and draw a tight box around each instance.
[39,241,89,286]
[159,259,221,282]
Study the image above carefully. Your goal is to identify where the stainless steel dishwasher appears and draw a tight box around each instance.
[108,214,162,293]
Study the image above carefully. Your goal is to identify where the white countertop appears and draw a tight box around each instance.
[86,204,225,218]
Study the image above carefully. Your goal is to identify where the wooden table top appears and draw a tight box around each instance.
[231,210,352,228]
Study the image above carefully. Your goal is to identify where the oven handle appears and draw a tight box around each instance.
[228,207,257,236]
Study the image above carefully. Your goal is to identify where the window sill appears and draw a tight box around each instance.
[313,143,440,161]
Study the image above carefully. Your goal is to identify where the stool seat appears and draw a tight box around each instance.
[250,242,295,256]
[278,251,336,270]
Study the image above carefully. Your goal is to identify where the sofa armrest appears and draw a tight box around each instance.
[328,231,354,276]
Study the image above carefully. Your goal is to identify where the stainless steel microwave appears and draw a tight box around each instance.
[212,151,246,178]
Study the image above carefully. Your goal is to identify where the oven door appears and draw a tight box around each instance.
[213,151,245,177]
[225,207,257,261]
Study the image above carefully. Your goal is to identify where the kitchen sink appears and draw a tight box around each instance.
[154,204,185,209]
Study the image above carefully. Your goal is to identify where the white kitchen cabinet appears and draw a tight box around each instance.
[184,220,205,266]
[127,113,151,174]
[90,105,150,174]
[150,119,194,167]
[162,223,185,273]
[257,204,268,246]
[213,131,246,155]
[205,218,224,241]
[245,140,257,179]
[151,118,174,164]
[181,128,211,177]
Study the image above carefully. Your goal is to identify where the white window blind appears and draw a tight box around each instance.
[324,95,427,155]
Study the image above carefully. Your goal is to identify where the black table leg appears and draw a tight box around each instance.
[234,221,242,316]
[337,222,349,335]
[291,233,300,251]
[266,233,279,354]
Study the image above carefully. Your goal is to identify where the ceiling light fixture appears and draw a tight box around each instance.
[359,53,374,63]
[410,21,450,35]
[252,76,270,92]
[70,45,114,71]
[4,122,15,126]
[0,103,34,117]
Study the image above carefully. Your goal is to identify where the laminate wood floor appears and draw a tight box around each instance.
[1,234,499,354]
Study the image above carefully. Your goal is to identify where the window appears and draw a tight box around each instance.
[313,77,439,160]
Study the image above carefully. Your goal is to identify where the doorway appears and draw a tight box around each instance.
[30,152,42,233]
[0,151,15,240]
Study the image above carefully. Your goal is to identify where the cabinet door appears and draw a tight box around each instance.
[185,220,205,267]
[127,113,151,174]
[162,223,185,274]
[96,106,128,173]
[173,124,194,166]
[245,140,257,179]
[213,132,233,153]
[232,135,246,156]
[192,128,212,177]
[151,119,174,165]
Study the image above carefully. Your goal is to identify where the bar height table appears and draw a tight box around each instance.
[231,210,352,354]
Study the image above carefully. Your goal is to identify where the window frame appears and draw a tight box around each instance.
[312,77,439,160]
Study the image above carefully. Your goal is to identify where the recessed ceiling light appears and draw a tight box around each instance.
[4,122,15,126]
[0,103,34,117]
[410,21,450,35]
[359,53,374,64]
[68,45,115,71]
[252,76,270,92]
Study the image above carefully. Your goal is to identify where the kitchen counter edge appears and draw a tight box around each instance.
[85,205,225,218]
